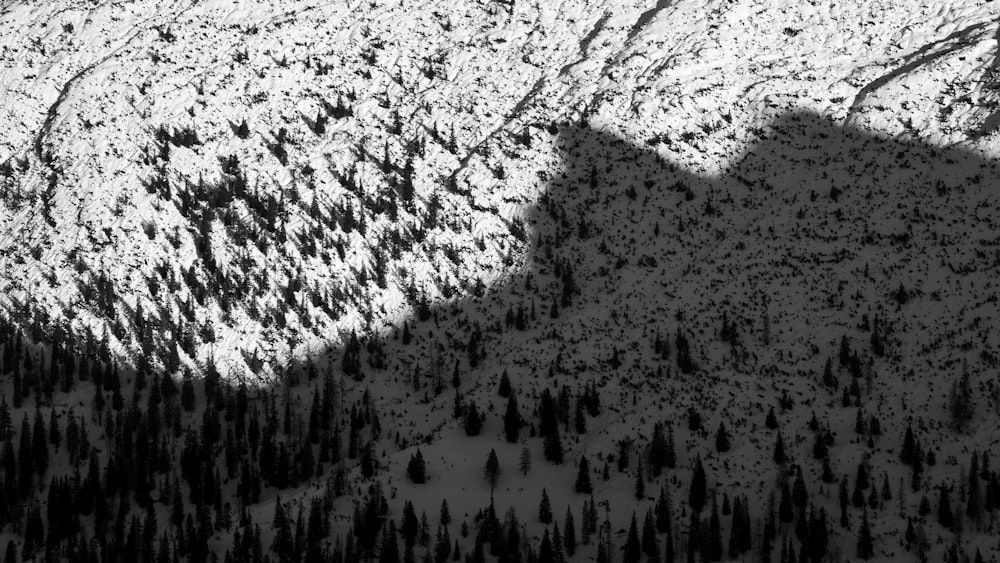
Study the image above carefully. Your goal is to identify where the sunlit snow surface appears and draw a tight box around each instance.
[1,0,999,377]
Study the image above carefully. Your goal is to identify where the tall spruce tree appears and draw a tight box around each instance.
[575,456,593,494]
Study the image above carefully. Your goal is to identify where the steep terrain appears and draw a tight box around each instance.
[0,0,999,562]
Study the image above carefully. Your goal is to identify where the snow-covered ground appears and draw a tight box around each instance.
[2,0,1000,561]
[2,0,1000,377]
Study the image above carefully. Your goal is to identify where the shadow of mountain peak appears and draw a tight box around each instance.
[294,107,1000,428]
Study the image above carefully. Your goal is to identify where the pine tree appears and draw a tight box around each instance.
[464,402,483,436]
[575,456,593,494]
[689,456,706,513]
[452,390,463,420]
[31,408,48,477]
[635,461,646,500]
[519,447,532,475]
[401,502,419,547]
[484,449,501,490]
[822,356,837,388]
[623,513,641,563]
[665,424,676,469]
[47,409,60,449]
[407,450,427,484]
[649,422,667,476]
[434,525,451,562]
[538,528,554,563]
[539,488,553,524]
[543,427,564,464]
[551,522,565,563]
[856,510,874,560]
[792,471,808,511]
[949,362,974,433]
[656,484,673,534]
[564,507,577,557]
[707,496,722,562]
[765,407,779,430]
[439,499,450,527]
[641,509,658,558]
[381,521,400,563]
[714,421,730,453]
[779,481,794,523]
[938,487,954,530]
[812,431,828,460]
[503,395,520,443]
[181,373,196,412]
[727,496,743,559]
[574,397,586,434]
[968,455,982,525]
[773,431,786,465]
[498,371,511,397]
[899,424,917,465]
[838,476,850,529]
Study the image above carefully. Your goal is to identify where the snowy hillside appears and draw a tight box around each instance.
[1,0,1000,562]
[3,0,1000,376]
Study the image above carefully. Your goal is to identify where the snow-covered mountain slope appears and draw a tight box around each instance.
[2,0,1000,380]
[3,1,1000,562]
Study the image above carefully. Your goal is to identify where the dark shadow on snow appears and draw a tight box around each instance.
[291,108,999,417]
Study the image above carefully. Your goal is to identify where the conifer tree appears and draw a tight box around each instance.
[649,422,668,476]
[707,495,722,562]
[641,509,658,558]
[47,409,60,450]
[949,362,974,433]
[656,484,673,533]
[31,408,48,478]
[575,456,593,494]
[574,397,586,434]
[765,407,778,430]
[564,507,576,557]
[779,482,794,523]
[635,461,646,499]
[551,522,565,563]
[543,427,564,464]
[714,421,730,453]
[407,450,427,484]
[381,521,400,563]
[822,356,837,388]
[498,371,511,397]
[464,402,483,437]
[401,502,419,547]
[538,528,554,563]
[539,488,553,524]
[623,512,641,563]
[792,471,808,511]
[181,372,196,412]
[503,395,520,443]
[439,499,450,527]
[452,390,463,420]
[665,424,676,469]
[727,496,741,559]
[519,446,532,476]
[774,431,786,464]
[856,510,874,560]
[938,487,953,530]
[434,525,451,562]
[484,449,500,491]
[689,456,706,513]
